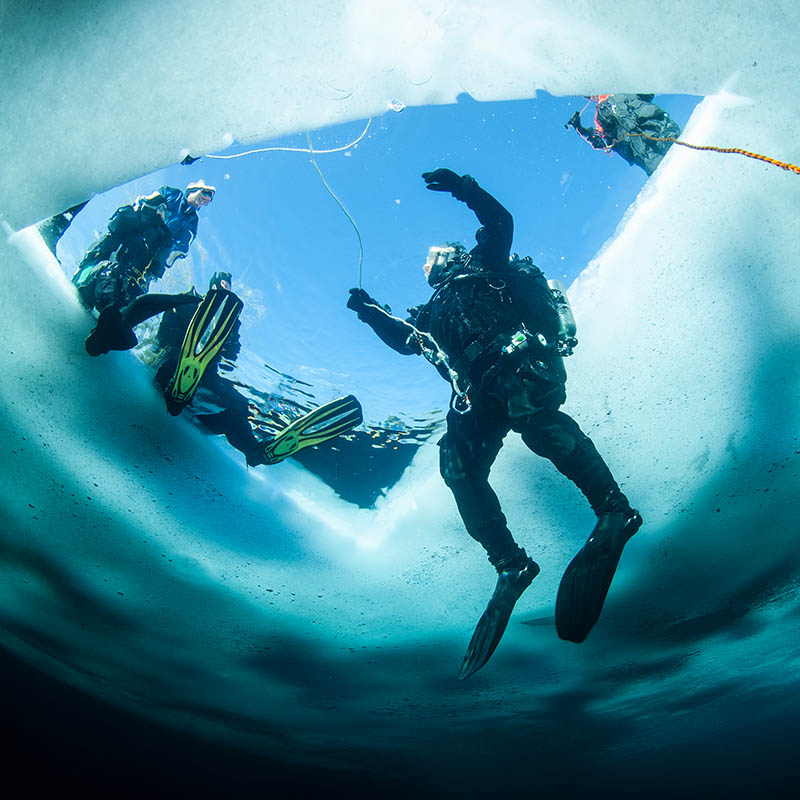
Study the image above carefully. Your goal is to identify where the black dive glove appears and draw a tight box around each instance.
[347,287,390,319]
[565,111,581,130]
[347,287,374,313]
[421,169,476,202]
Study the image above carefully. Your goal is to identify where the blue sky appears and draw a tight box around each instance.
[56,91,700,423]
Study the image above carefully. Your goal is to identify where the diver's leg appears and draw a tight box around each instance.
[445,407,540,679]
[120,293,201,328]
[92,262,126,314]
[521,408,641,642]
[84,264,137,356]
[199,380,265,466]
[87,291,201,357]
[439,408,529,570]
[520,408,632,514]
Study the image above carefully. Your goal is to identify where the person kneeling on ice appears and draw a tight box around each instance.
[346,168,641,679]
[566,94,681,175]
[86,271,362,467]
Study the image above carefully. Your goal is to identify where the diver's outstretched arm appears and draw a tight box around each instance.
[347,288,420,355]
[422,169,513,264]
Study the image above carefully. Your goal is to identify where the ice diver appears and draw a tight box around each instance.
[567,94,681,175]
[71,180,216,312]
[77,180,218,357]
[86,271,362,467]
[347,169,641,678]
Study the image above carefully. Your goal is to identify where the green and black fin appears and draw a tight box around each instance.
[166,288,243,415]
[261,395,363,465]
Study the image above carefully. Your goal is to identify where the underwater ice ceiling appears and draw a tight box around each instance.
[2,2,800,796]
[1,0,792,227]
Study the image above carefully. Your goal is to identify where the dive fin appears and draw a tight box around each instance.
[261,395,363,465]
[555,510,642,643]
[85,305,138,356]
[167,289,243,415]
[458,558,540,681]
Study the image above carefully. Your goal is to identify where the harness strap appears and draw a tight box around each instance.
[418,267,556,386]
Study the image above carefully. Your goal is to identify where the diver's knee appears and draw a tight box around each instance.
[439,449,484,490]
[440,462,468,490]
[522,409,585,459]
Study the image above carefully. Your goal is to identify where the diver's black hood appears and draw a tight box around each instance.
[426,224,496,287]
[427,258,459,288]
[426,243,473,288]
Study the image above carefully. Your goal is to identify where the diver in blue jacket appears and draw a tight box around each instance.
[71,180,215,312]
[347,169,641,678]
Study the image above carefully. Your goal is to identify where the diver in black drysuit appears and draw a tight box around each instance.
[347,169,641,678]
[151,272,267,467]
[76,199,190,358]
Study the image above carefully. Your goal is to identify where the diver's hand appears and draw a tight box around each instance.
[347,287,375,313]
[348,288,392,320]
[422,168,463,194]
[422,169,478,202]
[565,111,581,130]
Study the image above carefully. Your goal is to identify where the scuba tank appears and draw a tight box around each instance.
[547,279,578,356]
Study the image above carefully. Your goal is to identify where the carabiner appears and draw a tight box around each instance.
[451,392,472,415]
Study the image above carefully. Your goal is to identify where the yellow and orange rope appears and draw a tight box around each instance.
[616,132,800,175]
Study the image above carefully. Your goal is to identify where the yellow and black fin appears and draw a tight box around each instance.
[167,288,243,414]
[262,395,363,465]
